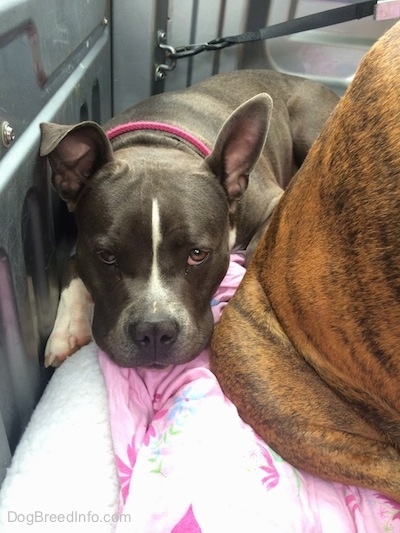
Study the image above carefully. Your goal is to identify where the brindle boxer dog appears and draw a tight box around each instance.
[211,21,400,501]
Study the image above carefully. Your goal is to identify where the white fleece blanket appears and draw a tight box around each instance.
[1,254,400,532]
[0,344,120,532]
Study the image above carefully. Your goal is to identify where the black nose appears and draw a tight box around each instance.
[130,315,179,358]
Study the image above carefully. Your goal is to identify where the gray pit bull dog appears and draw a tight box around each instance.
[40,69,338,369]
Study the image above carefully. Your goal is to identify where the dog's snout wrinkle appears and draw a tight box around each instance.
[130,315,179,359]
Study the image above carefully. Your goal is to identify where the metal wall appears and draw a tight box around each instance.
[112,0,395,115]
[0,0,112,484]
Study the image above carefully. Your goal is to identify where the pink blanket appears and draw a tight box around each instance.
[99,254,400,532]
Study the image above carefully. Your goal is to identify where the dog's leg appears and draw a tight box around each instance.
[40,122,113,366]
[211,269,400,502]
[45,258,93,367]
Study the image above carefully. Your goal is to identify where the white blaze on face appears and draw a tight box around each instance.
[134,196,201,355]
[150,198,163,313]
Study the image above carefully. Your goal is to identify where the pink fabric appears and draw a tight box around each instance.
[99,254,400,532]
[106,122,211,157]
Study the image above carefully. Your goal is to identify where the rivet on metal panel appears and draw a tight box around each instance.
[103,17,109,26]
[1,122,16,148]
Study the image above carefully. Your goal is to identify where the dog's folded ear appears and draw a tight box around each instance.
[40,121,113,211]
[205,93,272,202]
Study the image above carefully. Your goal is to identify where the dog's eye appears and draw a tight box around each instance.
[97,251,117,265]
[187,248,209,266]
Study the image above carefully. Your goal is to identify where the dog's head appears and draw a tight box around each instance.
[40,94,272,368]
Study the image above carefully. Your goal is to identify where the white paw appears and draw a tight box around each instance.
[45,278,93,368]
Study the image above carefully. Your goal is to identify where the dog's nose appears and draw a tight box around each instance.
[131,315,178,358]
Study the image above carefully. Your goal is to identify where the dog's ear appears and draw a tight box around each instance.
[40,121,113,211]
[205,93,272,201]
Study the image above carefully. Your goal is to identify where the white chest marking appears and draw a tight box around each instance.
[229,227,237,250]
[150,198,163,311]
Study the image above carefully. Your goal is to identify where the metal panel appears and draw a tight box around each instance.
[112,0,397,115]
[111,0,160,113]
[0,0,112,485]
[112,0,250,114]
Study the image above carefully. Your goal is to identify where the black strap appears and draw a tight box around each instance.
[170,0,378,59]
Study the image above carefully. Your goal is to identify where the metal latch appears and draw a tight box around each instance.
[374,0,400,20]
[155,30,177,82]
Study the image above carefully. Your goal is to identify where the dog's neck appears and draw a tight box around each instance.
[106,121,211,157]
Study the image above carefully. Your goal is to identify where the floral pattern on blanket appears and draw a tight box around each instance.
[111,373,400,533]
[374,496,400,529]
[144,386,202,475]
[99,254,400,533]
[172,504,201,532]
[116,441,137,502]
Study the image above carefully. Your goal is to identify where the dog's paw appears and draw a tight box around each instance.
[45,278,93,368]
[44,320,93,367]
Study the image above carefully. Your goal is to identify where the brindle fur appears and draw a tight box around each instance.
[211,21,400,501]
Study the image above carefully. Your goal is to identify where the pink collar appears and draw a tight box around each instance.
[106,121,211,157]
